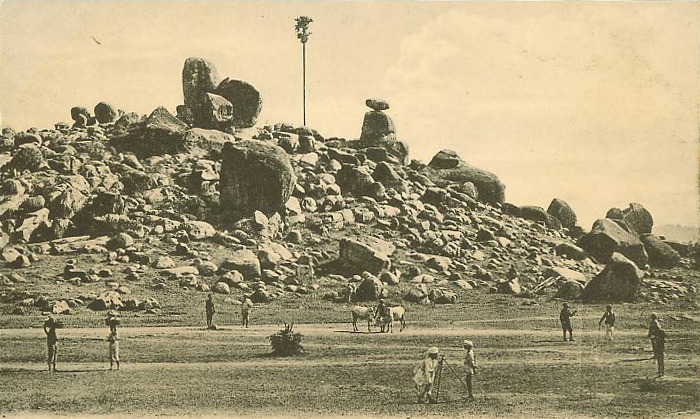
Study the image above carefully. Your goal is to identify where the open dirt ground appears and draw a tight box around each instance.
[1,312,698,418]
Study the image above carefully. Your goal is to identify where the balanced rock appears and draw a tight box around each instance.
[580,252,643,302]
[182,57,220,127]
[215,78,262,128]
[577,218,648,268]
[219,140,296,217]
[424,150,505,205]
[547,198,577,230]
[366,98,390,111]
[640,234,680,268]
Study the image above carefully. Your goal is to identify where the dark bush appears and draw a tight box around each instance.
[269,322,304,356]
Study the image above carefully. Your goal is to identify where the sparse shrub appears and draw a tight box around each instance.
[269,321,304,356]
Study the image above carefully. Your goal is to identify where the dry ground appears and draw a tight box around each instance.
[1,306,699,418]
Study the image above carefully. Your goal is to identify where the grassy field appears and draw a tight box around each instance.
[1,300,699,418]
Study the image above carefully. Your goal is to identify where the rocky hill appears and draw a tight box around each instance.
[0,57,697,321]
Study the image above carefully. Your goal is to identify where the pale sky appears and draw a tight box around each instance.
[1,1,698,231]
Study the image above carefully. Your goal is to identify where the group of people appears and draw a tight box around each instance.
[40,299,667,386]
[559,303,666,377]
[413,340,477,404]
[206,294,254,329]
[42,310,120,371]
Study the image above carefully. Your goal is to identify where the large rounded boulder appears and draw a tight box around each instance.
[423,150,505,205]
[219,140,296,218]
[621,203,653,236]
[547,198,577,230]
[640,234,680,268]
[577,218,648,268]
[580,252,643,302]
[215,78,262,128]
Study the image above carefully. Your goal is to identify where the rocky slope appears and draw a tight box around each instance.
[0,57,697,319]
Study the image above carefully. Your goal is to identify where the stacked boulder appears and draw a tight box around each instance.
[180,57,262,131]
[357,99,409,164]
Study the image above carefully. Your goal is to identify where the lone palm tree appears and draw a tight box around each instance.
[295,16,313,126]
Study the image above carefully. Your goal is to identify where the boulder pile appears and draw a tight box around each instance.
[0,57,697,320]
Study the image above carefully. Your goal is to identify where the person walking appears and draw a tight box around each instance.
[108,329,120,370]
[648,313,665,377]
[241,295,253,328]
[43,315,58,371]
[559,302,577,342]
[463,340,477,400]
[205,294,215,329]
[598,305,616,341]
[413,346,440,404]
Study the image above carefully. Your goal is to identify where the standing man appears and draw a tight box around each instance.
[241,295,253,328]
[413,346,440,404]
[598,305,616,341]
[463,340,477,400]
[205,294,215,329]
[559,302,577,342]
[43,315,58,371]
[107,329,120,371]
[648,313,665,377]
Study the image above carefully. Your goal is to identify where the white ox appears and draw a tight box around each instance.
[350,305,375,332]
[377,305,406,333]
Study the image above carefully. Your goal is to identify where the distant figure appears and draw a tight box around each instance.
[463,340,477,400]
[43,315,58,371]
[559,302,577,342]
[241,295,254,328]
[205,294,215,329]
[374,299,387,330]
[648,313,665,377]
[297,254,315,282]
[108,329,120,370]
[413,346,439,404]
[598,305,616,341]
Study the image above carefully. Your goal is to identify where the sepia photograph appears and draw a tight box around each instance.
[0,1,698,418]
